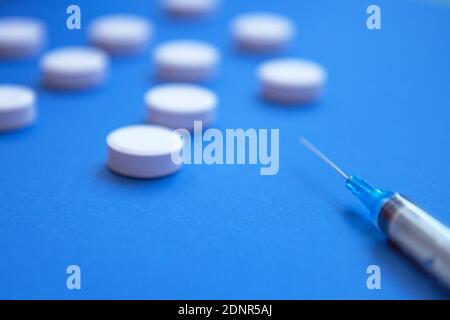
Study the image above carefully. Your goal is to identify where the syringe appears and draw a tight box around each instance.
[300,137,450,290]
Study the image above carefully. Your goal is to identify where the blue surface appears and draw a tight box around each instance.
[1,0,450,299]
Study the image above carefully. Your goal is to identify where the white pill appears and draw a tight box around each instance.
[145,84,217,130]
[154,40,220,82]
[258,58,327,104]
[107,125,183,179]
[88,14,153,56]
[162,0,218,17]
[0,84,36,132]
[40,46,109,90]
[231,13,295,53]
[0,17,46,59]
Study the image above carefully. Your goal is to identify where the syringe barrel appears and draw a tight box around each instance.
[379,194,450,289]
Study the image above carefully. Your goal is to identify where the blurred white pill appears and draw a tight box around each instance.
[154,40,220,82]
[88,14,153,56]
[258,58,327,104]
[0,84,36,132]
[107,125,184,179]
[231,13,295,53]
[40,46,109,90]
[145,84,217,130]
[0,17,46,59]
[162,0,218,17]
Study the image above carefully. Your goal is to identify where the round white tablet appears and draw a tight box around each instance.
[88,14,153,56]
[153,40,220,82]
[0,17,46,59]
[0,84,36,131]
[107,125,184,179]
[162,0,218,17]
[40,46,109,90]
[258,58,327,104]
[231,13,295,53]
[145,84,217,130]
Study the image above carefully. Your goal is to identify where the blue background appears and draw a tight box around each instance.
[1,0,450,299]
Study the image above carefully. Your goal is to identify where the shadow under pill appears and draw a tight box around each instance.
[39,86,108,97]
[95,165,181,188]
[257,95,322,112]
[0,124,36,139]
[229,43,292,61]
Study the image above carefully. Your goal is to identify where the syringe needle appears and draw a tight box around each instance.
[299,137,349,180]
